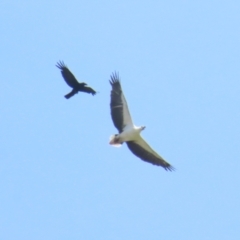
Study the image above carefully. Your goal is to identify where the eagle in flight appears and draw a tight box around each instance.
[56,61,97,99]
[109,72,174,171]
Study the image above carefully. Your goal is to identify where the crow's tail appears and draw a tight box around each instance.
[64,89,77,99]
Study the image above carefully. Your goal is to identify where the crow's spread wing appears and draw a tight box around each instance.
[56,61,80,88]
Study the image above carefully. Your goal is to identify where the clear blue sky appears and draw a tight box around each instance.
[1,1,240,239]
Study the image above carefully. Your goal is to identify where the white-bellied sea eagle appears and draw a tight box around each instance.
[109,72,174,171]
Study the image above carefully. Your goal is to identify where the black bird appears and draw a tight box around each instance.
[56,61,97,99]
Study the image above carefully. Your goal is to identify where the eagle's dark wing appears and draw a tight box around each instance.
[56,61,79,88]
[109,72,133,133]
[80,85,97,95]
[126,137,175,171]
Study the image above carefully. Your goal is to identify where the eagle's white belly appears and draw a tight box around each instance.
[109,125,142,147]
[119,126,140,142]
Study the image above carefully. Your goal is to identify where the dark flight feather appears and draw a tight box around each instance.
[126,141,175,171]
[109,72,124,132]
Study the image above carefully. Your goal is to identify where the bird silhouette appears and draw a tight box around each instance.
[56,61,96,99]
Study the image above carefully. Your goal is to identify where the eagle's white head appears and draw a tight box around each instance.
[135,125,146,133]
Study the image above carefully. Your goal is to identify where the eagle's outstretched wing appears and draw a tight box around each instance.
[127,136,175,171]
[109,72,133,133]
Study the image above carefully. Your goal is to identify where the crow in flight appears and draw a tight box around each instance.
[56,61,97,99]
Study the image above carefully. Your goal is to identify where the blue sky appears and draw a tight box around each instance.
[1,0,240,239]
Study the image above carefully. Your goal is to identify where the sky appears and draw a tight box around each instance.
[1,0,240,239]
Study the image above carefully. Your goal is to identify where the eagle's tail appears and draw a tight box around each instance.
[109,135,122,147]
